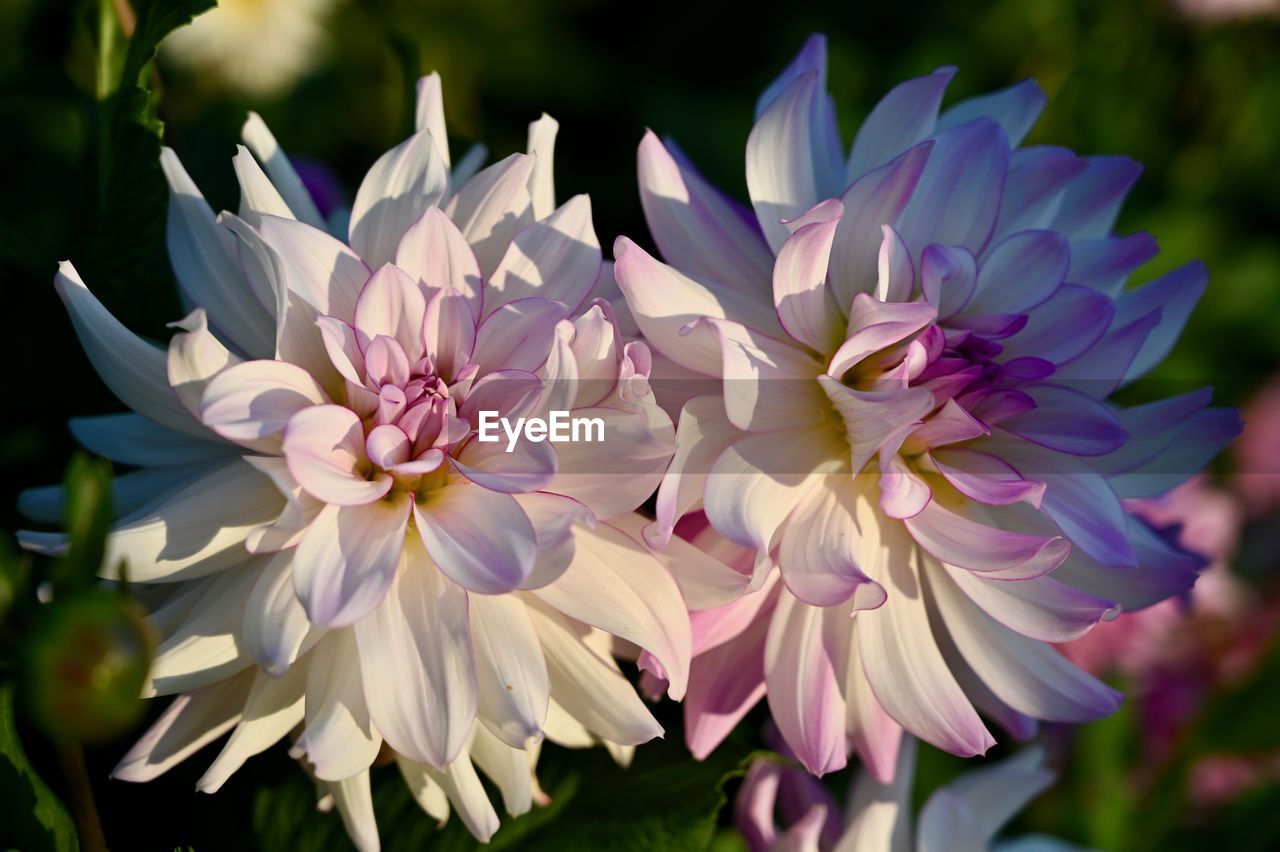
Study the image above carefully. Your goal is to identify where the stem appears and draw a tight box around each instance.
[56,742,108,852]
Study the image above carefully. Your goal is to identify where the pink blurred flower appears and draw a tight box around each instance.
[1234,374,1280,516]
[20,75,687,850]
[618,35,1238,778]
[736,736,1078,852]
[1173,0,1280,23]
[1062,476,1246,679]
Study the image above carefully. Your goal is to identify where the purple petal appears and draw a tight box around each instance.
[848,67,956,179]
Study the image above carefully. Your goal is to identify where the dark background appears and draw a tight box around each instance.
[2,0,1279,849]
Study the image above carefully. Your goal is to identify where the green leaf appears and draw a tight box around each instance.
[0,682,79,852]
[88,0,214,304]
[0,535,28,626]
[254,740,756,852]
[57,453,113,593]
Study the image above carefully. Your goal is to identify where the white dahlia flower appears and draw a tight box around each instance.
[20,75,688,850]
[161,0,337,97]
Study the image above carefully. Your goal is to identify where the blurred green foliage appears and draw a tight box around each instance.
[0,0,1278,849]
[254,739,756,852]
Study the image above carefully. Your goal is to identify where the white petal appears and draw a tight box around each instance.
[160,148,276,356]
[201,359,327,452]
[257,215,369,321]
[54,262,207,437]
[637,131,774,292]
[746,71,841,252]
[113,672,253,782]
[400,751,500,842]
[293,496,411,628]
[68,413,228,468]
[470,594,549,747]
[833,736,915,852]
[525,601,662,745]
[146,566,262,697]
[414,73,451,166]
[854,520,995,757]
[394,207,483,317]
[924,559,1121,722]
[703,427,845,557]
[445,153,535,276]
[241,549,314,675]
[322,772,380,852]
[349,129,449,267]
[284,405,392,507]
[198,664,306,792]
[765,588,848,776]
[414,484,537,593]
[295,629,383,781]
[241,112,327,228]
[167,309,241,419]
[233,144,294,227]
[533,521,691,700]
[354,545,476,768]
[613,236,783,376]
[470,724,536,816]
[650,395,744,548]
[487,194,601,316]
[526,113,558,219]
[548,403,676,520]
[93,460,281,583]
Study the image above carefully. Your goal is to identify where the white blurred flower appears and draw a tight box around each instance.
[162,0,337,97]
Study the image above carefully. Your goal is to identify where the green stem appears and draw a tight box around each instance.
[56,742,108,852]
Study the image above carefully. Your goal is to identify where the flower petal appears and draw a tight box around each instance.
[848,67,955,179]
[55,262,208,438]
[349,128,449,267]
[201,359,327,452]
[829,143,935,311]
[708,319,827,433]
[445,153,535,276]
[747,71,841,252]
[925,558,1122,722]
[533,521,691,700]
[294,629,382,781]
[896,118,1010,260]
[773,201,846,352]
[197,665,306,793]
[470,593,549,747]
[160,149,276,356]
[354,545,476,768]
[414,484,536,594]
[397,207,483,321]
[293,497,410,628]
[638,130,774,292]
[765,588,847,776]
[524,601,663,745]
[241,549,314,675]
[855,522,995,757]
[487,194,601,317]
[937,78,1046,147]
[613,237,784,376]
[903,501,1069,580]
[241,112,327,229]
[284,405,392,506]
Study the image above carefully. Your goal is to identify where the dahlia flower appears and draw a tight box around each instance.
[19,75,688,849]
[162,0,337,97]
[1235,373,1280,515]
[737,736,1077,852]
[617,35,1241,777]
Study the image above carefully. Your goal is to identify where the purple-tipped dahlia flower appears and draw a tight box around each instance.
[737,736,1073,852]
[616,36,1241,778]
[19,75,688,849]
